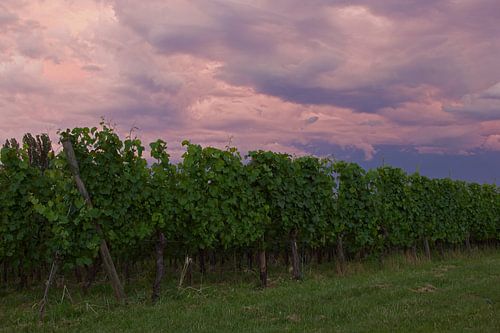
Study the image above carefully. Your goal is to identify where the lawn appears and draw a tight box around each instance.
[1,249,499,332]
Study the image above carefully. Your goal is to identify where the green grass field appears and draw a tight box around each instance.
[1,250,499,332]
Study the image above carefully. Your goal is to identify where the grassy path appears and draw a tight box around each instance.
[1,250,499,332]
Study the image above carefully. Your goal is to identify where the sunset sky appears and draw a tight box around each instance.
[1,0,500,182]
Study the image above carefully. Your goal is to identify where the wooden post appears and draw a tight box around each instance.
[74,266,82,284]
[199,249,206,274]
[336,234,346,274]
[178,255,192,288]
[236,251,242,272]
[152,231,166,303]
[423,237,431,260]
[18,265,27,290]
[258,249,267,288]
[437,240,445,257]
[316,248,323,265]
[411,244,417,261]
[246,250,253,271]
[404,248,412,262]
[187,260,193,286]
[83,258,101,293]
[61,138,126,303]
[209,250,216,272]
[2,261,7,285]
[327,247,333,262]
[124,261,131,285]
[465,233,472,252]
[39,255,59,322]
[290,230,301,280]
[284,248,289,267]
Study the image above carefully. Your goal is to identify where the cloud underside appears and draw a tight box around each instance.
[1,0,500,161]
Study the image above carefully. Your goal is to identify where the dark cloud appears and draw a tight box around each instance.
[363,145,500,184]
[295,140,500,183]
[2,0,500,183]
[125,72,181,94]
[111,0,500,116]
[113,0,281,57]
[254,81,405,112]
[445,82,500,120]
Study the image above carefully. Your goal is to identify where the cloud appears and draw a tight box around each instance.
[0,57,52,94]
[445,82,500,120]
[1,0,500,176]
[0,8,18,27]
[108,0,500,115]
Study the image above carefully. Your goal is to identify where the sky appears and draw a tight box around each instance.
[1,0,500,183]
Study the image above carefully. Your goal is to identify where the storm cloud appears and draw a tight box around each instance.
[0,0,499,180]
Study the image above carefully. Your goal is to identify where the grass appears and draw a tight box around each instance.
[1,249,499,332]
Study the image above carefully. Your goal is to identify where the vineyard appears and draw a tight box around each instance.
[1,124,499,312]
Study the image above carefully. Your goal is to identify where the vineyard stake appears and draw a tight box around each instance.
[290,230,301,280]
[38,253,59,322]
[61,138,126,303]
[152,231,166,303]
[259,248,267,288]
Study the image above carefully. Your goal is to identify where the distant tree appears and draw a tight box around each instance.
[22,133,53,170]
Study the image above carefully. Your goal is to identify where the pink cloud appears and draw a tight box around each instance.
[483,135,500,151]
[1,0,500,164]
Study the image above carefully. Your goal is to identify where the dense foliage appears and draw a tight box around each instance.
[1,125,499,286]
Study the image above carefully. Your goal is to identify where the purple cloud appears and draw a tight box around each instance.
[0,0,500,181]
